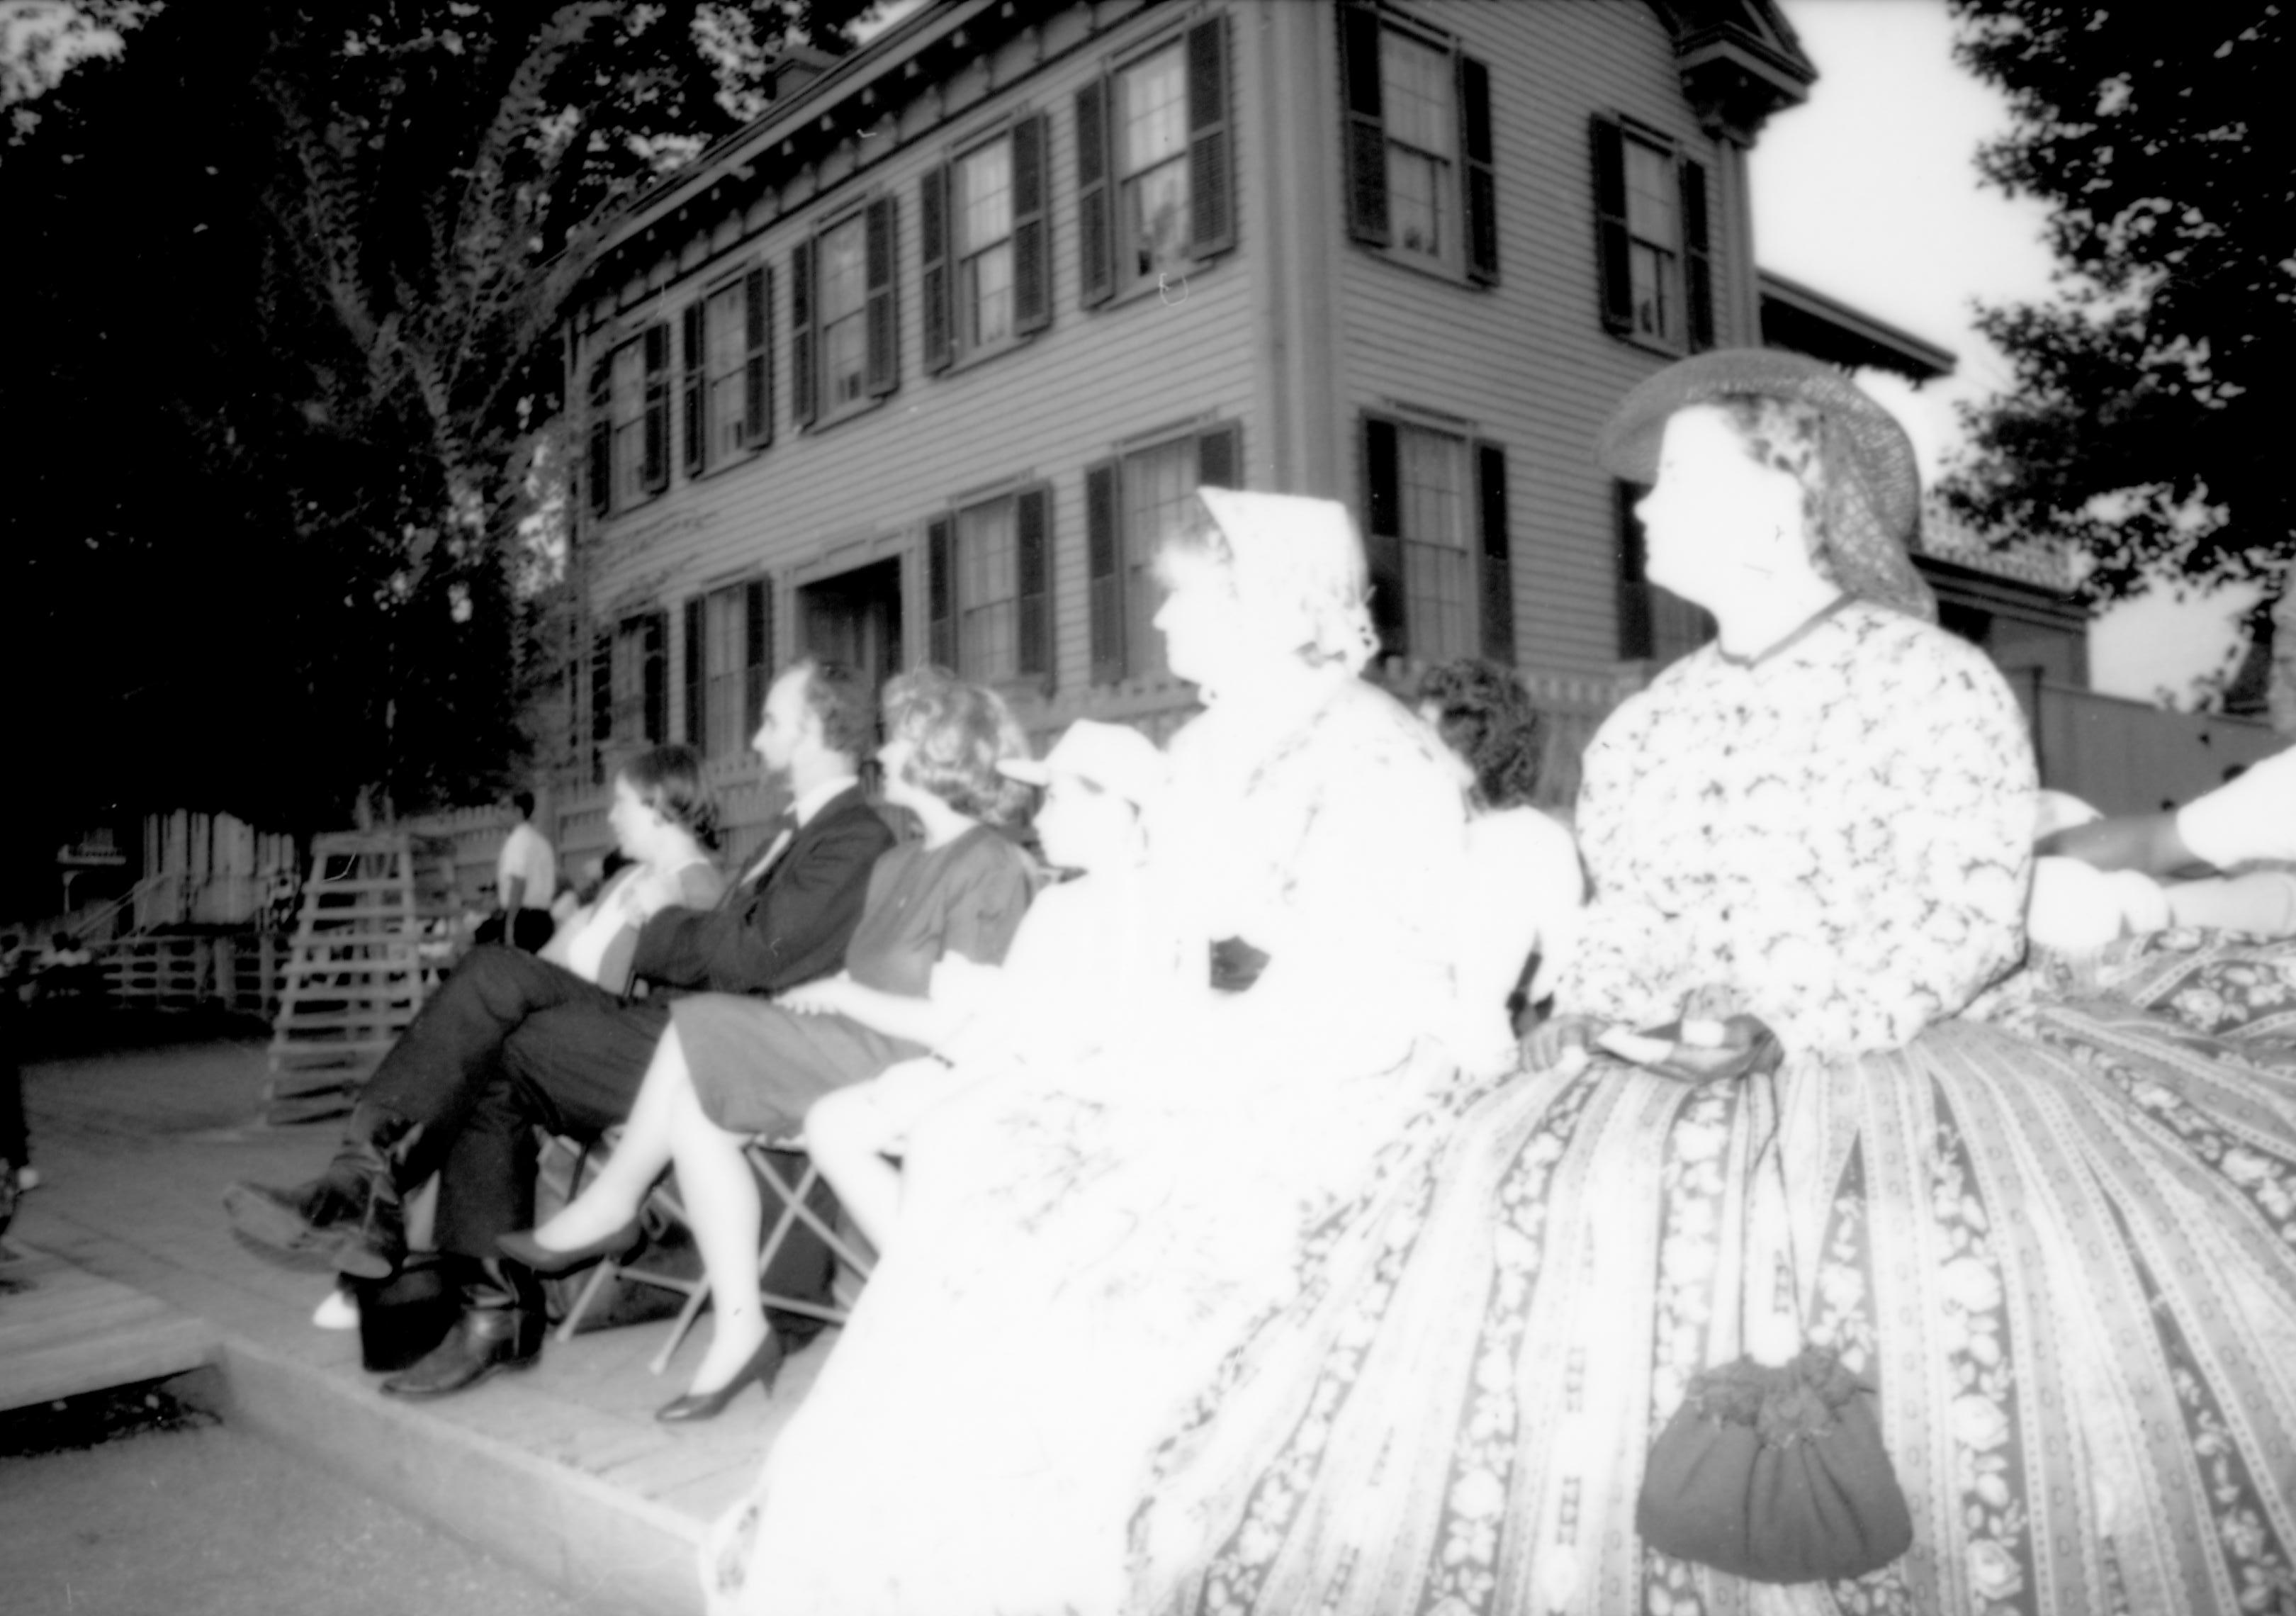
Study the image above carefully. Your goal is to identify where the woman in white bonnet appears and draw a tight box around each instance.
[702,486,1471,1615]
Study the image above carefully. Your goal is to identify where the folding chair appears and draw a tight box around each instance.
[641,1137,877,1376]
[539,1128,707,1362]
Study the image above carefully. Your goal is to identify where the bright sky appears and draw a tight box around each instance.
[1750,0,2256,709]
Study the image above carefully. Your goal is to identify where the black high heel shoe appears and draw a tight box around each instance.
[655,1330,784,1424]
[495,1217,643,1276]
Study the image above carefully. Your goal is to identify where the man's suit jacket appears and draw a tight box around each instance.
[629,785,896,999]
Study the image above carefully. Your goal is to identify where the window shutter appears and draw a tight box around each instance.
[1461,55,1498,286]
[1186,16,1233,257]
[743,265,772,447]
[1085,459,1122,683]
[920,162,952,372]
[1016,483,1052,680]
[1361,415,1407,656]
[680,303,705,475]
[590,628,613,753]
[585,359,611,517]
[1680,157,1714,352]
[641,612,668,742]
[864,194,899,398]
[1339,2,1388,247]
[743,578,771,738]
[1075,79,1113,308]
[1474,441,1514,664]
[791,237,816,429]
[1012,113,1052,335]
[926,516,956,669]
[641,325,670,493]
[683,596,705,745]
[1196,420,1242,490]
[1592,116,1632,337]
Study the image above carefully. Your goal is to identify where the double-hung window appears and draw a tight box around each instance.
[585,323,669,516]
[925,485,1052,687]
[1592,116,1713,352]
[921,118,1051,372]
[681,268,772,476]
[792,196,898,428]
[683,580,772,761]
[1339,2,1497,284]
[1084,421,1241,684]
[1076,16,1233,306]
[1361,413,1514,665]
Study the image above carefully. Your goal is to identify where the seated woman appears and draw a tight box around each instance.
[805,717,1183,1252]
[227,743,724,1282]
[698,488,1471,1615]
[502,667,1038,1420]
[1417,656,1584,1073]
[1132,353,2296,1614]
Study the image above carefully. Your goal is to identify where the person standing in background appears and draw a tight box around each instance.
[489,791,557,953]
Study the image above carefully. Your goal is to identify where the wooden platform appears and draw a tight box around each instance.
[0,1240,220,1413]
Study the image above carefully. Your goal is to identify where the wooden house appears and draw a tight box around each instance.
[558,0,1818,802]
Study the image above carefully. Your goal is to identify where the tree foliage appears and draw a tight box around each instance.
[1941,1,2291,610]
[0,0,873,909]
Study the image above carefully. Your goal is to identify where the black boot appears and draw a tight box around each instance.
[379,1257,544,1399]
[223,1101,416,1279]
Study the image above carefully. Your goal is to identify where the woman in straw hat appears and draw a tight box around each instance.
[1130,352,2296,1614]
[702,488,1474,1615]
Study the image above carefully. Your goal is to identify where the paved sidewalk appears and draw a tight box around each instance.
[8,1014,838,1615]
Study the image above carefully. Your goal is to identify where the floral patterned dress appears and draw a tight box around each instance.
[1132,602,2296,1616]
[699,671,1473,1615]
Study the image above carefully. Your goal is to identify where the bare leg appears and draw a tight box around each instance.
[529,1026,692,1250]
[806,1085,904,1252]
[664,1073,772,1397]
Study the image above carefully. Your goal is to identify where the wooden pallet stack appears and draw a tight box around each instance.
[262,831,462,1124]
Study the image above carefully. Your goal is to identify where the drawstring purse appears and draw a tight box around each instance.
[1628,1038,1914,1584]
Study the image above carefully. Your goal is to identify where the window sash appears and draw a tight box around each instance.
[955,498,1020,683]
[1397,425,1473,662]
[818,216,869,407]
[1119,437,1196,680]
[704,282,747,464]
[609,342,646,506]
[1623,136,1681,342]
[1380,30,1455,157]
[1118,44,1191,284]
[956,140,1016,350]
[1387,146,1446,259]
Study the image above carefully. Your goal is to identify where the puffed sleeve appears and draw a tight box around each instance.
[1551,681,1696,1028]
[1760,623,2032,1051]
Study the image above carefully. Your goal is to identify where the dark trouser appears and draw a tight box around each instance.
[429,996,840,1328]
[0,999,26,1167]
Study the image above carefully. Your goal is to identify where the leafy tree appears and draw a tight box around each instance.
[0,0,873,914]
[1941,3,2290,646]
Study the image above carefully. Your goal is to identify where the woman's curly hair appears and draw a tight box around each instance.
[882,666,1035,829]
[619,743,722,851]
[1417,658,1546,812]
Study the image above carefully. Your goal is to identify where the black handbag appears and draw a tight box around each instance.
[1635,1065,1913,1584]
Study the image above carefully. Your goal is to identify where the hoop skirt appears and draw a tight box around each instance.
[1131,606,2296,1615]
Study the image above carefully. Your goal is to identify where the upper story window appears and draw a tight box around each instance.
[1614,481,1712,666]
[922,118,1051,373]
[793,195,899,430]
[1084,421,1240,685]
[1593,116,1713,353]
[926,484,1052,688]
[1339,2,1497,284]
[585,323,668,517]
[682,267,772,478]
[1361,413,1514,665]
[1076,16,1233,308]
[684,579,770,762]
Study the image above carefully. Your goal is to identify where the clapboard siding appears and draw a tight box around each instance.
[1325,0,1745,676]
[580,2,1264,724]
[568,0,1788,756]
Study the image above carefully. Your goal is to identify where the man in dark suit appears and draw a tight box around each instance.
[226,657,895,1393]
